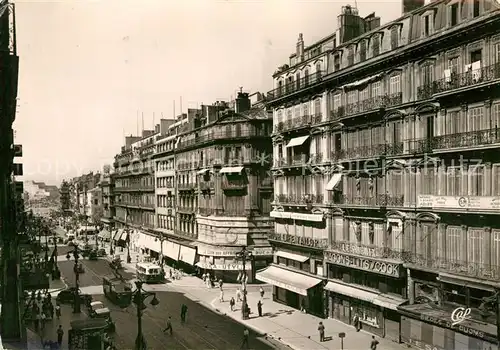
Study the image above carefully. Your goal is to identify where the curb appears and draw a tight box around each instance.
[208,298,296,350]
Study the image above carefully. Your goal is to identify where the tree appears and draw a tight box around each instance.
[91,205,104,225]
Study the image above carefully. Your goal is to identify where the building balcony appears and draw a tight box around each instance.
[177,183,196,190]
[177,206,195,214]
[274,114,324,134]
[275,193,324,205]
[329,106,346,121]
[173,229,197,240]
[430,63,500,97]
[330,93,403,122]
[329,241,407,261]
[404,254,499,281]
[267,71,326,101]
[176,129,268,151]
[272,154,309,168]
[340,144,386,160]
[431,128,500,151]
[200,181,214,190]
[221,178,247,190]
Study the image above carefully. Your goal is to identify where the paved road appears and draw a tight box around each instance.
[57,258,286,350]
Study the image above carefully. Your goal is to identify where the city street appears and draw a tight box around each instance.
[57,258,285,349]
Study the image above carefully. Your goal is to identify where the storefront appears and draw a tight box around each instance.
[398,303,498,350]
[324,249,407,341]
[256,264,325,316]
[195,243,272,283]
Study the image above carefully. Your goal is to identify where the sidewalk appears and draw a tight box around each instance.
[169,275,406,350]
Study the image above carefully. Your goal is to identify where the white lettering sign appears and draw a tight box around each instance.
[451,307,471,326]
[324,251,400,277]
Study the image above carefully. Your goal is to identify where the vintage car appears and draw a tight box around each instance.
[87,301,115,332]
[109,256,122,270]
[56,287,92,305]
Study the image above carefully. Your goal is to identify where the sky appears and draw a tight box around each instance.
[12,0,404,185]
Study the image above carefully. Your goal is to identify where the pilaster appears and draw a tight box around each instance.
[215,171,223,215]
[244,168,252,215]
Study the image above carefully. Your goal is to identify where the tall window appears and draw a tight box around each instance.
[493,164,500,196]
[495,44,500,64]
[390,27,399,50]
[450,3,459,26]
[423,15,430,36]
[467,228,484,265]
[446,226,463,262]
[421,167,435,195]
[448,57,459,74]
[333,94,341,108]
[468,106,485,132]
[303,102,310,117]
[372,35,380,57]
[347,91,357,105]
[360,87,369,101]
[334,55,341,71]
[446,167,462,196]
[294,105,301,118]
[347,46,354,66]
[359,41,367,62]
[420,64,434,86]
[469,165,485,196]
[372,81,381,98]
[389,75,401,94]
[314,98,321,116]
[492,104,500,129]
[492,230,500,272]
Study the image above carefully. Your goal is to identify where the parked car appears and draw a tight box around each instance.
[56,287,92,305]
[97,248,107,257]
[87,301,115,332]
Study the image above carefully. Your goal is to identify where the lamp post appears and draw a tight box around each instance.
[66,245,81,313]
[236,246,253,320]
[133,280,159,350]
[155,235,166,268]
[126,229,132,264]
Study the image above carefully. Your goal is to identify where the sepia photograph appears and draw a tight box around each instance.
[1,0,500,349]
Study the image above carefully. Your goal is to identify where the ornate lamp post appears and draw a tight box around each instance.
[155,235,166,268]
[133,280,159,350]
[126,229,132,264]
[66,245,81,313]
[236,247,253,320]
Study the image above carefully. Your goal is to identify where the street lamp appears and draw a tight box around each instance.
[236,246,253,320]
[154,235,166,268]
[133,280,160,350]
[126,229,132,264]
[66,245,81,313]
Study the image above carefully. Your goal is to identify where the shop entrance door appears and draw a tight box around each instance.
[286,290,299,309]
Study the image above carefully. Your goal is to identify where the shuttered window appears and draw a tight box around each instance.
[446,226,463,263]
[467,228,485,265]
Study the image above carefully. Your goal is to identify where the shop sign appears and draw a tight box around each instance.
[336,242,378,258]
[417,195,500,211]
[419,314,485,339]
[252,247,273,256]
[405,337,444,350]
[197,248,239,257]
[451,307,471,326]
[324,251,400,277]
[269,233,328,249]
[197,262,251,271]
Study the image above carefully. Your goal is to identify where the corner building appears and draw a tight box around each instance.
[263,1,500,348]
[175,92,274,282]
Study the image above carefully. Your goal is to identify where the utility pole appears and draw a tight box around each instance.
[0,0,23,344]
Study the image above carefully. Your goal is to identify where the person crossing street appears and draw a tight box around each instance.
[163,316,173,335]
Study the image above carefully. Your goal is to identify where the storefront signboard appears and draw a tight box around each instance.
[196,261,251,271]
[417,195,500,211]
[405,337,444,350]
[269,233,328,249]
[324,251,401,277]
[251,247,273,256]
[419,314,486,339]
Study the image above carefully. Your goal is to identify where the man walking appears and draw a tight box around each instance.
[241,328,249,349]
[257,300,263,317]
[57,325,64,347]
[180,304,188,323]
[163,316,173,335]
[318,321,325,342]
[370,335,380,349]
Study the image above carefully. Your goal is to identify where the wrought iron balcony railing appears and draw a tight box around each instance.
[432,128,500,150]
[432,63,500,95]
[405,254,499,281]
[330,106,346,121]
[176,129,267,150]
[267,71,326,101]
[329,241,407,260]
[177,183,196,190]
[331,93,403,121]
[275,193,324,205]
[341,144,386,159]
[339,194,404,207]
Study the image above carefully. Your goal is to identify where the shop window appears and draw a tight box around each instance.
[360,305,379,326]
[301,260,310,273]
[277,256,287,265]
[469,288,492,309]
[443,283,467,305]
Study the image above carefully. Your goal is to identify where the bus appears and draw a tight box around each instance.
[135,262,165,283]
[102,276,132,308]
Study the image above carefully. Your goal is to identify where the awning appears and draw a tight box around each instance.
[220,166,244,174]
[179,245,197,265]
[275,250,309,263]
[256,265,323,296]
[326,173,342,190]
[137,233,148,248]
[342,73,383,90]
[324,281,378,303]
[270,211,324,222]
[98,229,111,240]
[143,234,161,253]
[197,169,209,175]
[372,294,407,311]
[162,240,180,260]
[285,135,309,148]
[113,230,122,241]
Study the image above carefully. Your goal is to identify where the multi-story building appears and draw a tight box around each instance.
[173,91,274,282]
[112,131,156,250]
[75,172,101,218]
[262,1,500,347]
[99,167,115,231]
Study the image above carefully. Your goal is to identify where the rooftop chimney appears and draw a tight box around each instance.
[337,5,364,44]
[402,0,425,14]
[235,87,251,114]
[296,33,305,62]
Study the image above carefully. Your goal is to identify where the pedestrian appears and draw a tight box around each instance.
[318,321,325,342]
[41,312,47,331]
[236,288,242,302]
[57,325,64,347]
[180,304,188,323]
[229,297,235,311]
[259,286,265,299]
[353,313,361,332]
[163,316,173,335]
[219,290,224,302]
[241,328,249,349]
[55,304,61,319]
[257,300,263,317]
[370,335,379,349]
[34,313,40,333]
[219,279,223,290]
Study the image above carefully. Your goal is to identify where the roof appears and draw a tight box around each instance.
[239,106,271,120]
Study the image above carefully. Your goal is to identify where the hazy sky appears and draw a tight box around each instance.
[13,0,403,185]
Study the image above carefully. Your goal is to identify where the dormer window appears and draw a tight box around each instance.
[450,3,459,26]
[334,54,341,71]
[359,41,367,62]
[372,35,380,57]
[347,47,355,66]
[390,27,399,50]
[423,15,431,36]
